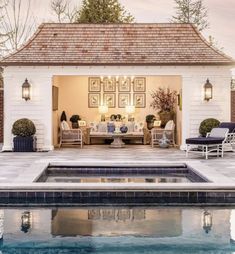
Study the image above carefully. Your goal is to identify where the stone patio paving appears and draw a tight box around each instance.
[0,144,235,184]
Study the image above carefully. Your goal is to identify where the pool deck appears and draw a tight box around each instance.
[0,144,234,185]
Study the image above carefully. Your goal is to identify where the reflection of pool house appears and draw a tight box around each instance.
[0,208,234,245]
[1,23,234,151]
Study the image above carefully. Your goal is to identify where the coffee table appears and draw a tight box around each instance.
[110,133,128,148]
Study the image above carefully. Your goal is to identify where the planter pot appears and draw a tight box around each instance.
[71,122,79,129]
[146,122,154,130]
[13,136,36,152]
[159,111,175,127]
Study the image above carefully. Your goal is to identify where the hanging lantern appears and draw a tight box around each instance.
[204,79,213,101]
[203,210,212,233]
[22,79,31,101]
[21,211,31,233]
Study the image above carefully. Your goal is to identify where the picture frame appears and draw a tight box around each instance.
[103,77,116,92]
[88,93,100,108]
[103,93,116,108]
[118,93,130,108]
[133,77,146,92]
[52,86,58,111]
[89,77,101,92]
[118,77,131,92]
[133,93,146,108]
[153,120,162,127]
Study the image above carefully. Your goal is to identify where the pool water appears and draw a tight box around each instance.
[45,176,191,183]
[0,207,235,253]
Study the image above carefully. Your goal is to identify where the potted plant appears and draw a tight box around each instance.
[145,114,156,130]
[150,88,177,127]
[199,118,220,137]
[70,115,81,129]
[12,118,36,152]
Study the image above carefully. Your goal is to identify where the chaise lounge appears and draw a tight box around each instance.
[185,128,229,159]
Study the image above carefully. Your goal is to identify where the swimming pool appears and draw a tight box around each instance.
[0,206,235,253]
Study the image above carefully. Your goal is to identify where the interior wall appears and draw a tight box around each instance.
[53,75,182,146]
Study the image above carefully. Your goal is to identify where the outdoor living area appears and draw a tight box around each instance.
[53,75,182,148]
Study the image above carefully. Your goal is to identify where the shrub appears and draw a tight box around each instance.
[12,118,36,137]
[146,114,156,123]
[199,118,220,137]
[70,115,81,123]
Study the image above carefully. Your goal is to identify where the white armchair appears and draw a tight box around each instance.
[59,121,83,148]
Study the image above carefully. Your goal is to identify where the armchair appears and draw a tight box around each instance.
[59,121,83,148]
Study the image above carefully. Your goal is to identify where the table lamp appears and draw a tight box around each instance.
[98,105,108,121]
[125,105,135,121]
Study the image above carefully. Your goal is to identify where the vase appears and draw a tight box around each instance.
[159,132,170,148]
[147,122,154,130]
[72,122,79,129]
[120,125,128,133]
[159,111,175,127]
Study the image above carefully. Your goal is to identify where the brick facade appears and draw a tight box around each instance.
[232,91,235,122]
[0,70,3,143]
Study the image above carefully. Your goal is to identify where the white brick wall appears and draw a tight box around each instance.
[2,65,232,150]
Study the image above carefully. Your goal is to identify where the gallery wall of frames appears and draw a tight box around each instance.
[88,76,146,109]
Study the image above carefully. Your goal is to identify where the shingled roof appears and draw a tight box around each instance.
[1,23,234,66]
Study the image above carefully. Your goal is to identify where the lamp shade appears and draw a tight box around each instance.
[98,105,108,114]
[125,105,135,114]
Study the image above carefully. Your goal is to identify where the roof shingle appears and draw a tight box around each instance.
[1,23,234,66]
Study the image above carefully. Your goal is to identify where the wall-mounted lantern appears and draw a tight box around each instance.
[204,79,213,101]
[22,79,31,101]
[202,210,212,234]
[21,211,31,233]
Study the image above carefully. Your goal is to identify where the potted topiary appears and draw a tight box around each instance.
[150,88,177,127]
[12,118,36,152]
[70,115,81,129]
[146,114,156,130]
[199,118,220,137]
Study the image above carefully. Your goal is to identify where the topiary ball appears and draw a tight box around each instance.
[199,118,220,137]
[12,118,36,137]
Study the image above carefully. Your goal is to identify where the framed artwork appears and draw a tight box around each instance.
[118,77,131,92]
[88,93,100,108]
[89,77,101,92]
[103,93,116,108]
[134,93,146,108]
[52,86,58,111]
[133,77,146,92]
[118,93,130,108]
[103,77,116,92]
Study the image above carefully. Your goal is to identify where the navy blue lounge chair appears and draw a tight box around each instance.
[186,128,229,159]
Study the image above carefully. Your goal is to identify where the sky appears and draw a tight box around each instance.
[20,0,235,58]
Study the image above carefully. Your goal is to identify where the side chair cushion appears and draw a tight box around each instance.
[219,122,235,133]
[61,121,70,131]
[165,120,174,131]
[186,137,225,145]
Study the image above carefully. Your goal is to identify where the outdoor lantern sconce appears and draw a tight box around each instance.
[22,79,31,101]
[21,211,31,233]
[204,79,213,101]
[202,210,212,234]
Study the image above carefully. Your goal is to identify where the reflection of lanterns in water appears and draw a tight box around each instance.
[203,210,212,234]
[21,211,31,233]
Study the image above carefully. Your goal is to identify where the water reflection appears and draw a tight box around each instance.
[0,207,234,252]
[46,176,190,183]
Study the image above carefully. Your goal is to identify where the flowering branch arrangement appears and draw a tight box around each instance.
[150,88,177,112]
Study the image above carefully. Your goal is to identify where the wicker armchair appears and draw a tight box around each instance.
[59,121,83,148]
[151,120,175,147]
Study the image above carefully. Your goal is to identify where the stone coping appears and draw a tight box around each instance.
[0,160,233,191]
